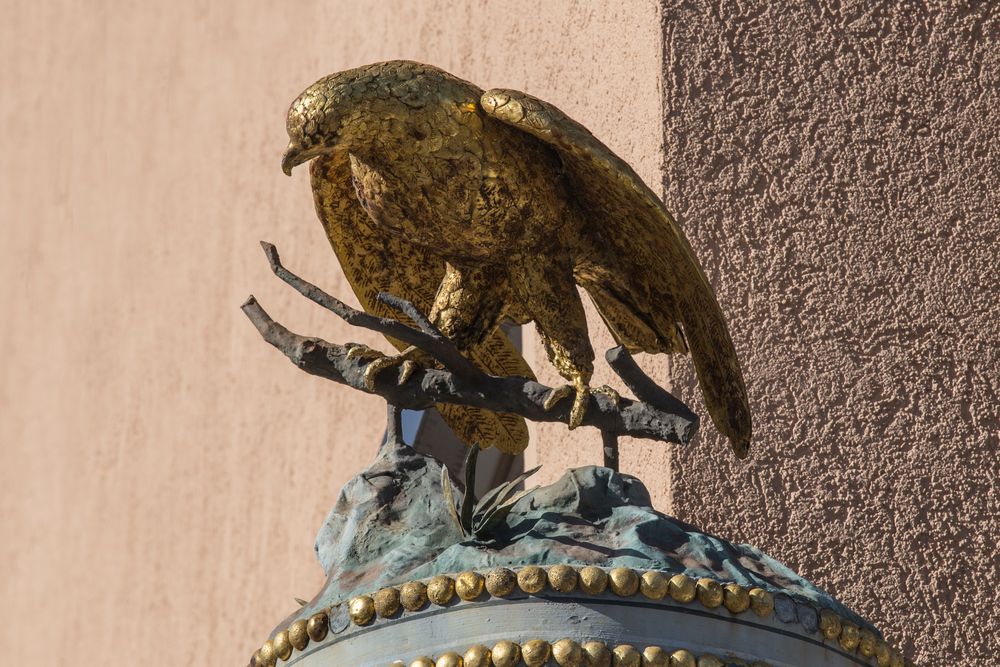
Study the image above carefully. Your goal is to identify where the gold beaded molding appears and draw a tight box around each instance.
[250,566,912,667]
[390,639,771,667]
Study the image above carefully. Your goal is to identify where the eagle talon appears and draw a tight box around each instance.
[346,345,428,390]
[398,359,418,385]
[543,384,574,412]
[345,343,385,362]
[543,380,591,430]
[362,354,420,390]
[592,384,621,407]
[568,384,590,429]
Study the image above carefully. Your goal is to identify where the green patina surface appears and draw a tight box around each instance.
[281,434,876,636]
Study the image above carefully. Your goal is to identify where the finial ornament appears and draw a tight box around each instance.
[242,61,913,667]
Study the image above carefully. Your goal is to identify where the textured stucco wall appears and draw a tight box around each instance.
[0,1,661,666]
[656,2,999,664]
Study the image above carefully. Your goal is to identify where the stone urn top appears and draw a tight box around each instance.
[293,437,874,637]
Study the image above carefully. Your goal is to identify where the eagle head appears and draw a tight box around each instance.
[281,75,354,176]
[282,61,445,176]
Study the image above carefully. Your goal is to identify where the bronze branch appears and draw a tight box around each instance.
[242,243,700,457]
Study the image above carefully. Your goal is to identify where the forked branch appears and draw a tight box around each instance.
[243,243,699,446]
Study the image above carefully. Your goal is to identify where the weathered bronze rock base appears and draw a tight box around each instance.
[249,434,911,667]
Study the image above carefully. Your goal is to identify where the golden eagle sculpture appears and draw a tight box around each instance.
[281,61,751,459]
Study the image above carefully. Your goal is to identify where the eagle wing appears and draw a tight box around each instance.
[309,154,533,454]
[481,89,751,455]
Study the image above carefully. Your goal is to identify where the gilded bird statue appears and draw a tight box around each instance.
[281,61,751,458]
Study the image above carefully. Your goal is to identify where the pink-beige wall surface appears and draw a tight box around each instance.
[0,1,661,666]
[0,1,995,666]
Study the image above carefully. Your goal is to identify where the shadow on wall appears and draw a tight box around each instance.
[658,2,999,663]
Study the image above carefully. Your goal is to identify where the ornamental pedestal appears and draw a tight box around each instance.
[248,438,908,667]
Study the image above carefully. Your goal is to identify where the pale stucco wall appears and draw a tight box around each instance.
[1,1,996,666]
[0,1,661,666]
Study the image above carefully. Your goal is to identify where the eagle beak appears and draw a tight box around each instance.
[281,144,302,176]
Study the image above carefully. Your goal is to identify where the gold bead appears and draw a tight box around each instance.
[640,571,668,600]
[613,644,641,667]
[485,568,517,597]
[288,619,309,651]
[348,596,375,625]
[875,641,891,666]
[391,661,406,667]
[455,571,485,601]
[641,645,668,667]
[517,566,547,594]
[668,574,696,603]
[696,656,724,667]
[553,639,584,667]
[464,644,492,667]
[410,657,435,667]
[859,629,876,657]
[579,566,609,595]
[258,641,276,667]
[252,649,262,667]
[609,567,639,596]
[744,588,774,618]
[401,581,429,610]
[695,578,723,608]
[273,631,292,661]
[890,650,904,667]
[374,587,401,617]
[427,576,456,605]
[436,651,463,667]
[839,621,860,651]
[748,588,773,617]
[491,640,521,667]
[548,565,579,593]
[723,583,750,613]
[306,611,328,642]
[583,641,611,667]
[522,640,551,667]
[668,650,696,667]
[819,610,841,640]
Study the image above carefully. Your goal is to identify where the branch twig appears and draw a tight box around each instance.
[606,346,700,426]
[260,241,477,378]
